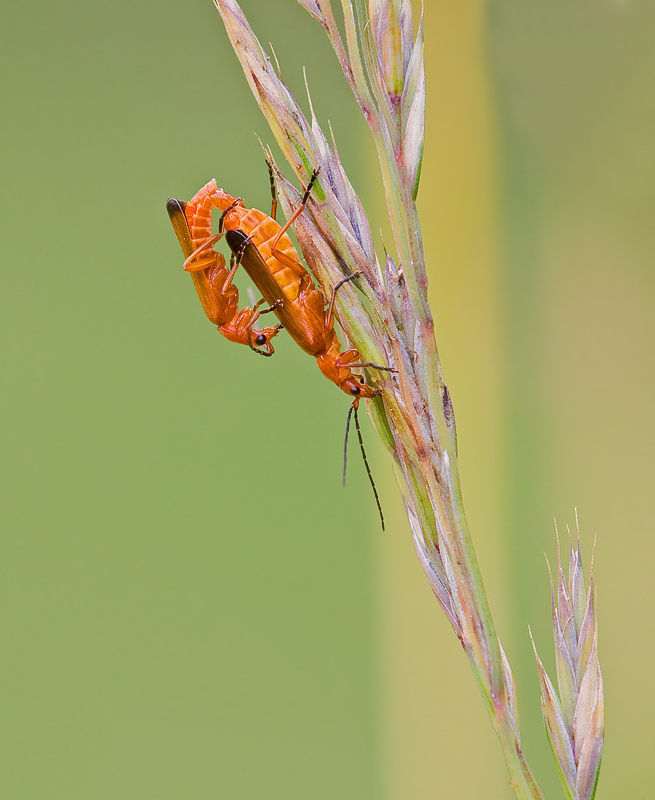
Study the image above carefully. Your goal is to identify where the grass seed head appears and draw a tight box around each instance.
[533,524,604,800]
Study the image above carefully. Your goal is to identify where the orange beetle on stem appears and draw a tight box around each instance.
[227,166,396,527]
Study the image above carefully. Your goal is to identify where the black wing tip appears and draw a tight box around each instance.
[166,197,186,219]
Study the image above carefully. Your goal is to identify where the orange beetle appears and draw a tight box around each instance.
[166,188,281,356]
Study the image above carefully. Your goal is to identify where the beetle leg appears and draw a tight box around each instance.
[270,167,321,253]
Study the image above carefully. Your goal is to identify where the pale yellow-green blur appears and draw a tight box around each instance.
[379,0,511,797]
[382,1,655,799]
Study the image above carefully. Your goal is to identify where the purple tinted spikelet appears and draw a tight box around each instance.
[532,519,604,800]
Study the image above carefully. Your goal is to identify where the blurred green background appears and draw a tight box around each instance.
[1,1,653,798]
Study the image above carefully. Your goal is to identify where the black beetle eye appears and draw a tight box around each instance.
[350,385,361,396]
[255,334,267,346]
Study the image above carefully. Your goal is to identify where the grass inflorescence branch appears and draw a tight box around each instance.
[210,2,603,798]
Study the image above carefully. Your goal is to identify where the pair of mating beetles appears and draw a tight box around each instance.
[167,164,394,527]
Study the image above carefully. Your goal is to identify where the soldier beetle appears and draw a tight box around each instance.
[166,188,282,356]
[224,168,395,528]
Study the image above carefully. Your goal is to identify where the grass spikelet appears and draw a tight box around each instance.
[532,518,604,800]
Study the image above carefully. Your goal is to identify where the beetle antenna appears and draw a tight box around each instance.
[343,401,385,531]
[353,405,385,531]
[343,402,355,487]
